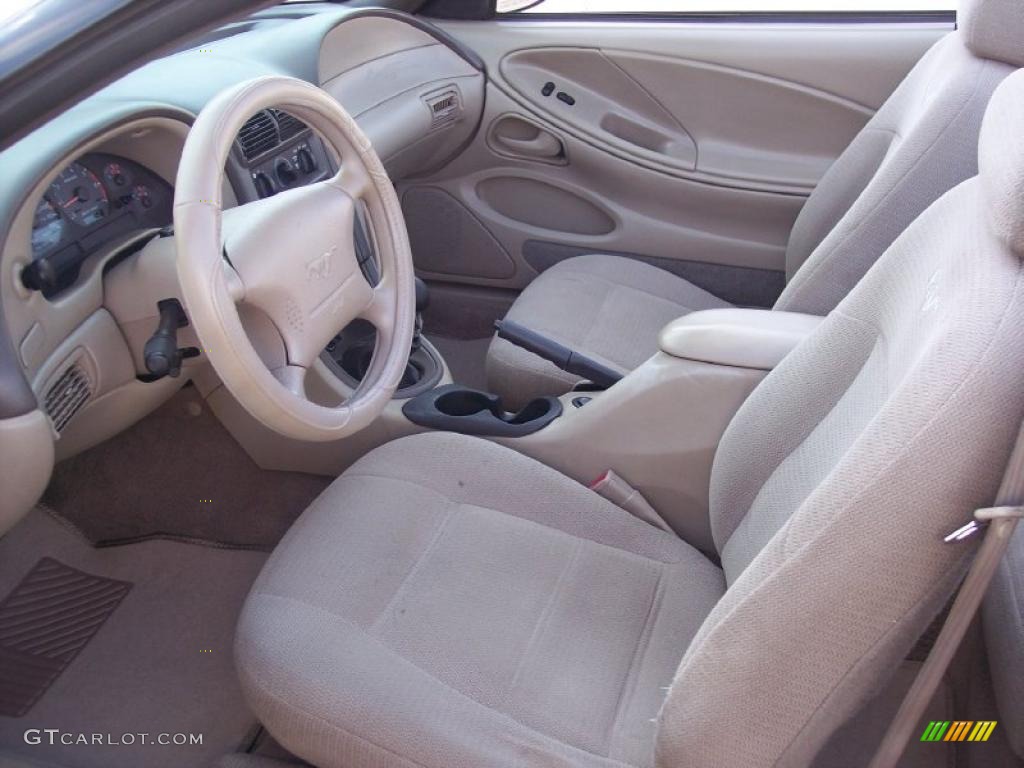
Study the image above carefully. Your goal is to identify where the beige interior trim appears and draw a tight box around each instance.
[659,308,824,370]
[500,47,875,193]
[442,19,945,194]
[0,410,53,536]
[317,15,485,182]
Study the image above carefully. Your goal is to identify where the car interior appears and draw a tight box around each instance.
[0,0,1023,766]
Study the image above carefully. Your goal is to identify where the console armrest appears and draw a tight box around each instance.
[658,308,823,370]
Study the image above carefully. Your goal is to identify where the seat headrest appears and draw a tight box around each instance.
[980,69,1024,254]
[961,0,1024,66]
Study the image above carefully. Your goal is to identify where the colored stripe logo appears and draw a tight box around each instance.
[920,721,997,742]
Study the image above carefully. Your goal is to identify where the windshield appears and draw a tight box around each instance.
[504,0,956,11]
[0,0,129,81]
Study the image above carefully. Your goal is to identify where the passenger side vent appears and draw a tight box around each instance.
[237,110,279,161]
[44,364,92,433]
[271,108,307,141]
[425,89,461,131]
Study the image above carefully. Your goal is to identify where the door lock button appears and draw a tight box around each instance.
[556,91,576,106]
[542,81,555,97]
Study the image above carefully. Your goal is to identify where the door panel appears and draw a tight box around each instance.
[400,18,948,303]
[502,46,874,189]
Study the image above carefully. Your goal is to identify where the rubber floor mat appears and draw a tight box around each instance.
[0,557,131,717]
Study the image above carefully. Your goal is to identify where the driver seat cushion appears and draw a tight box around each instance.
[236,432,724,768]
[485,254,732,409]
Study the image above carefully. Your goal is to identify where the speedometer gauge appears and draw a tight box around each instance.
[48,162,109,227]
[31,198,66,254]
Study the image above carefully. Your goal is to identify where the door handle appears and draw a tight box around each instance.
[495,132,563,158]
[488,114,567,163]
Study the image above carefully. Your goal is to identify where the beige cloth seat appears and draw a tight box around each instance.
[487,0,1024,409]
[236,70,1024,768]
[237,433,724,768]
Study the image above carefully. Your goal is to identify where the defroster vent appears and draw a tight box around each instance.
[44,364,91,433]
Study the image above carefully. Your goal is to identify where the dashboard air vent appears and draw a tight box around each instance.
[44,364,92,433]
[271,109,307,141]
[425,89,461,131]
[237,110,279,161]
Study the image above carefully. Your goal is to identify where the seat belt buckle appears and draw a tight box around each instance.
[589,470,673,533]
[944,505,1024,542]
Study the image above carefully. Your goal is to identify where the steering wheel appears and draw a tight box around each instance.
[174,76,415,442]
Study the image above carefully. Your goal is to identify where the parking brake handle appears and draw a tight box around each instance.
[494,319,622,390]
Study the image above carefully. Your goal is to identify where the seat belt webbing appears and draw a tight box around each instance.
[868,421,1024,768]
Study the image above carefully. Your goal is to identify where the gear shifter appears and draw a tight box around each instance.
[412,277,429,351]
[323,277,442,395]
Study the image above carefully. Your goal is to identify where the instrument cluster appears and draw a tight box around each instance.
[27,153,172,297]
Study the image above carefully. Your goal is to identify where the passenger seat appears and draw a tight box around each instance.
[486,0,1024,408]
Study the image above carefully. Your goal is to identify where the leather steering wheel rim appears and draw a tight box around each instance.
[174,76,416,442]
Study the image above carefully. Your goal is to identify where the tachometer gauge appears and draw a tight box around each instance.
[48,162,109,227]
[31,197,66,255]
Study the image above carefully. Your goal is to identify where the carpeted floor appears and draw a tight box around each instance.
[42,386,331,550]
[0,509,266,768]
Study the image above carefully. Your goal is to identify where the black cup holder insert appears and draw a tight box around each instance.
[403,385,562,437]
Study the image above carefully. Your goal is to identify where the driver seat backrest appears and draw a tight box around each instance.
[657,70,1024,768]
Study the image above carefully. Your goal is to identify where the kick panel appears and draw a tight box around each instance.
[402,187,516,279]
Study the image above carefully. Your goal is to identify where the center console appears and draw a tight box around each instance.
[227,108,335,203]
[206,306,824,553]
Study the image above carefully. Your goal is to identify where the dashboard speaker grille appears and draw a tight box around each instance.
[44,364,92,433]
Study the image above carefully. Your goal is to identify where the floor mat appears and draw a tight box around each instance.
[0,558,132,718]
[43,387,330,550]
[0,509,266,768]
[428,335,491,392]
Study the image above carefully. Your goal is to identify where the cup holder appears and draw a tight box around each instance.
[434,390,491,417]
[403,384,562,437]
